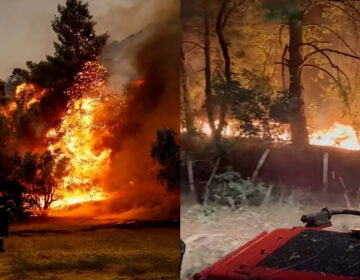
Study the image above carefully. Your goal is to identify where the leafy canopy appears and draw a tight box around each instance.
[26,0,108,91]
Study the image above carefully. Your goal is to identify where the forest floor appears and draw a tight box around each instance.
[0,217,179,280]
[180,194,360,280]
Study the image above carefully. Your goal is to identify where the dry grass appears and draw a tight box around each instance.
[0,219,179,280]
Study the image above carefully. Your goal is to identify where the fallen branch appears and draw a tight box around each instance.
[338,175,352,209]
[252,149,271,180]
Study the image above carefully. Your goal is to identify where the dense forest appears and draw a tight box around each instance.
[181,0,360,144]
[181,0,360,204]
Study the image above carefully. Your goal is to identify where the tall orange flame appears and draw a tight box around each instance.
[48,97,111,208]
[46,61,112,209]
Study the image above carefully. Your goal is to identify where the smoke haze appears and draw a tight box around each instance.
[0,0,180,219]
[0,0,176,79]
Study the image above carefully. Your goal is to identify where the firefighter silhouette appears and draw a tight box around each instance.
[0,192,12,252]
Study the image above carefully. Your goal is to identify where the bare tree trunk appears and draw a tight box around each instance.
[288,18,309,146]
[215,0,231,141]
[181,43,195,134]
[203,1,216,137]
[43,193,49,210]
[186,157,195,192]
[203,157,221,206]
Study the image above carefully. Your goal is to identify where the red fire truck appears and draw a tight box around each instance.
[183,208,360,280]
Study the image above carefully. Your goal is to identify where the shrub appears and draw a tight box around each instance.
[210,166,267,208]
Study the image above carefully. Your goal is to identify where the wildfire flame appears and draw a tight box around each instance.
[0,62,133,212]
[15,83,46,111]
[48,97,111,208]
[198,120,235,137]
[47,61,113,209]
[309,123,360,150]
[0,82,46,118]
[191,119,360,150]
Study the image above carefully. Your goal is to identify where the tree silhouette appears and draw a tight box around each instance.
[26,0,108,91]
[151,128,180,191]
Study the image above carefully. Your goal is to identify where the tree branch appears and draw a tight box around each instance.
[314,1,360,21]
[281,44,289,89]
[183,41,205,50]
[302,63,341,86]
[302,63,351,112]
[304,24,358,56]
[275,62,289,66]
[301,43,352,90]
[262,47,272,75]
[279,24,284,46]
[308,40,332,44]
[222,0,247,27]
[318,48,360,60]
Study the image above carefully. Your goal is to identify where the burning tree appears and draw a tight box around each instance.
[18,150,70,210]
[181,0,360,149]
[151,128,180,191]
[0,0,110,213]
[181,0,275,142]
[265,0,360,146]
[26,0,108,91]
[181,0,217,138]
[8,0,109,148]
[0,0,180,219]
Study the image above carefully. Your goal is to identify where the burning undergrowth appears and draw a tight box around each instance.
[190,118,360,151]
[1,2,180,220]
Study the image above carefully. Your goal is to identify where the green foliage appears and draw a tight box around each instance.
[212,70,273,136]
[0,80,5,97]
[0,0,108,215]
[151,128,180,191]
[4,69,29,98]
[270,89,292,123]
[6,0,109,151]
[210,166,267,208]
[235,71,273,136]
[18,150,70,210]
[26,0,108,91]
[263,0,309,21]
[0,152,26,216]
[203,203,216,216]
